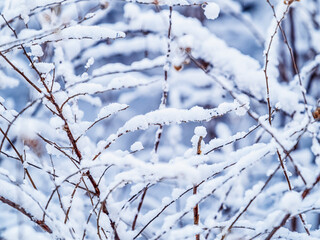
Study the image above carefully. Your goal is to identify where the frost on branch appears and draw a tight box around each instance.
[0,0,320,240]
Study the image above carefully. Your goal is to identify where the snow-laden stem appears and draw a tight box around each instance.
[266,0,310,120]
[193,135,202,240]
[0,195,52,233]
[0,127,37,189]
[154,6,173,153]
[263,1,290,125]
[219,165,280,240]
[188,53,308,185]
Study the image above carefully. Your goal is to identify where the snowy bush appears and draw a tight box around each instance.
[0,0,320,239]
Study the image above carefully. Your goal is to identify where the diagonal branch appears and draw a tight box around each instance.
[0,195,52,233]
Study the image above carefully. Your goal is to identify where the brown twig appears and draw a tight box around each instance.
[0,195,52,233]
[0,51,43,94]
[152,149,272,240]
[264,213,291,240]
[134,12,174,224]
[154,6,173,153]
[64,176,83,223]
[133,159,247,239]
[194,135,202,240]
[263,2,290,124]
[263,170,320,239]
[266,0,309,118]
[188,53,308,186]
[132,186,148,230]
[219,165,280,240]
[0,127,37,189]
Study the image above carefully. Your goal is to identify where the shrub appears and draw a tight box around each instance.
[0,0,319,239]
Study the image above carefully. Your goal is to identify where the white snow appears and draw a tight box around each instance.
[58,25,125,40]
[0,71,19,89]
[124,0,203,6]
[97,103,129,119]
[280,191,302,213]
[30,45,44,57]
[0,179,44,221]
[130,141,144,151]
[85,57,95,69]
[34,62,55,74]
[203,2,220,20]
[107,75,149,89]
[194,126,207,137]
[124,3,140,20]
[113,101,243,137]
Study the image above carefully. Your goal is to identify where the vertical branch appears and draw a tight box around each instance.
[160,5,173,108]
[193,135,202,240]
[277,150,292,190]
[154,6,173,153]
[193,185,199,240]
[265,1,311,235]
[101,201,120,240]
[278,23,309,114]
[264,1,290,124]
[288,8,298,73]
[132,185,149,230]
[266,0,309,119]
[64,177,83,224]
[277,144,309,235]
[134,6,174,234]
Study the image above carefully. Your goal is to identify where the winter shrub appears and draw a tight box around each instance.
[0,0,319,239]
